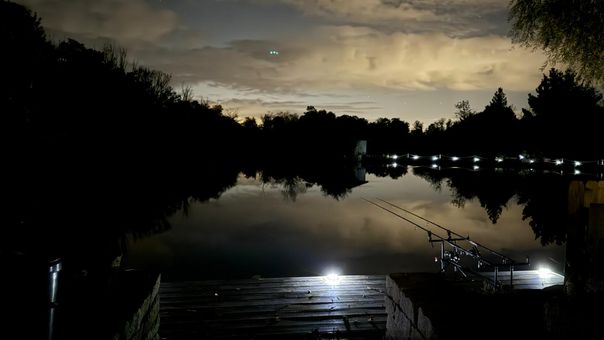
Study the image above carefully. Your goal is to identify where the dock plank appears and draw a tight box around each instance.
[159,271,561,339]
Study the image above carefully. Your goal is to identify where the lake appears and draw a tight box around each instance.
[123,165,570,281]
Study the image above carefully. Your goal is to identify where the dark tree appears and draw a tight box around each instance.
[509,0,604,83]
[483,88,515,118]
[445,88,519,155]
[0,0,52,130]
[367,117,409,154]
[454,100,475,121]
[523,69,603,157]
[411,120,423,135]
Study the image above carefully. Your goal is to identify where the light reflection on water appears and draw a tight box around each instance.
[123,169,565,281]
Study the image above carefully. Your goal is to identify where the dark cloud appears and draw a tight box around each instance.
[19,0,182,45]
[279,0,510,37]
[14,0,546,120]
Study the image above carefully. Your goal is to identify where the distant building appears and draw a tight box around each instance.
[354,140,367,161]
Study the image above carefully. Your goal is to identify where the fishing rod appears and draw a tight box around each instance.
[362,198,433,234]
[365,198,529,288]
[375,198,523,265]
[362,198,499,267]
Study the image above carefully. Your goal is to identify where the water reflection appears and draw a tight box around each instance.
[6,160,604,338]
[412,166,570,245]
[124,165,576,280]
[257,161,368,200]
[7,160,586,281]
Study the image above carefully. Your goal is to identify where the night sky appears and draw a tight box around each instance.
[18,0,548,122]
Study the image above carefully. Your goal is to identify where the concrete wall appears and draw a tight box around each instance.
[113,274,161,340]
[385,274,434,340]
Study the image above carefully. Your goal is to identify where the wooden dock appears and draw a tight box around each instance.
[157,270,563,339]
[159,275,387,339]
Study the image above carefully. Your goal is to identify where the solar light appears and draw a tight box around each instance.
[537,267,554,279]
[324,272,342,285]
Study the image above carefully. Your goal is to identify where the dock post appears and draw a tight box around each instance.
[48,259,62,340]
[510,265,514,288]
[440,242,444,272]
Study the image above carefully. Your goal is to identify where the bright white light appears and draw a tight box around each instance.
[574,161,582,167]
[575,169,581,175]
[529,159,535,164]
[324,272,342,285]
[391,162,398,168]
[495,157,504,163]
[555,159,563,166]
[432,156,439,161]
[537,267,553,279]
[412,155,420,160]
[431,164,438,169]
[473,165,480,170]
[519,154,525,160]
[473,157,480,163]
[451,156,459,161]
[392,155,399,160]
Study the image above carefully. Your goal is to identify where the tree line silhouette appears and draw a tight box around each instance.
[4,2,604,172]
[243,71,604,159]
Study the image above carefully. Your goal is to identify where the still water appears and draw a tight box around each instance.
[123,166,566,281]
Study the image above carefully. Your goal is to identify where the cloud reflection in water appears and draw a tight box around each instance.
[124,172,565,280]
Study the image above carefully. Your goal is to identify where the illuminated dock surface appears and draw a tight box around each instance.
[480,269,565,290]
[158,271,564,339]
[159,275,387,339]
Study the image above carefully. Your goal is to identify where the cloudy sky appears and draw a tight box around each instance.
[18,0,548,122]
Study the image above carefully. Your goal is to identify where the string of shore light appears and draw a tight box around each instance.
[382,154,604,177]
[385,154,604,167]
